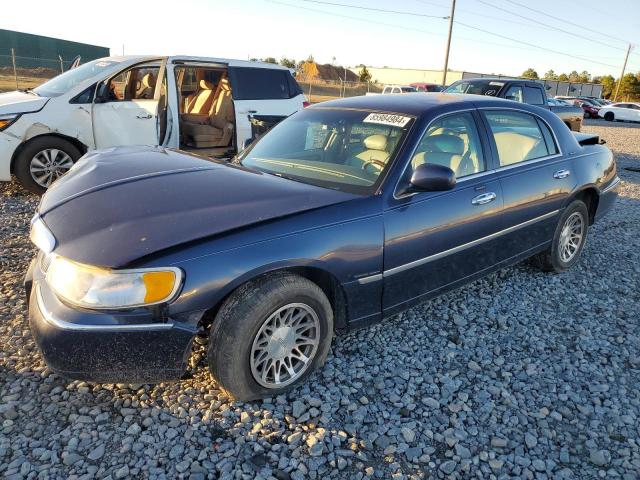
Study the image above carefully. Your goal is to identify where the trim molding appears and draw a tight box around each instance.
[36,285,174,332]
[601,176,621,194]
[384,209,560,277]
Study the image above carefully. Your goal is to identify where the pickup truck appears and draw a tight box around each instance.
[444,78,583,131]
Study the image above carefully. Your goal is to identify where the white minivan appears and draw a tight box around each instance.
[0,56,307,193]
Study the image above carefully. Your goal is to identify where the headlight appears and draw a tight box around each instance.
[46,254,183,309]
[0,114,19,131]
[30,215,56,254]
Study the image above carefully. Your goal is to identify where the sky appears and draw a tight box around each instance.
[2,0,639,78]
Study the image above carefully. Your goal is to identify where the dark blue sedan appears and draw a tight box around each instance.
[25,93,620,400]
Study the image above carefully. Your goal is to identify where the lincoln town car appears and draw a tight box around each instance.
[25,93,620,401]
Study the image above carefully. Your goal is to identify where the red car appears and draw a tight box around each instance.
[564,98,600,119]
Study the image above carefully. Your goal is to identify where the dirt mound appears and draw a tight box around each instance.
[298,62,358,82]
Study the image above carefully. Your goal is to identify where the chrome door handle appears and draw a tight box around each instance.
[136,113,153,119]
[554,169,571,179]
[471,192,497,205]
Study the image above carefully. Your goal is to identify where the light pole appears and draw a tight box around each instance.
[442,0,456,87]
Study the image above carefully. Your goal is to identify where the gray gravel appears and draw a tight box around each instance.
[1,120,639,479]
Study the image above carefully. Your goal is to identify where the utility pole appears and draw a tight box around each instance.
[613,43,632,102]
[10,48,18,90]
[441,0,456,87]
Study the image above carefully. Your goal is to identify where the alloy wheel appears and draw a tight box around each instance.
[559,212,584,263]
[250,303,320,388]
[29,148,74,188]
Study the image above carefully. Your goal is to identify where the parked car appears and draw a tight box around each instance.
[598,102,640,122]
[0,55,305,193]
[557,97,600,118]
[445,78,583,131]
[25,93,619,401]
[382,85,418,94]
[410,82,444,92]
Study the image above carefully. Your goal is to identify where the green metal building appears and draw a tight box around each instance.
[0,29,109,70]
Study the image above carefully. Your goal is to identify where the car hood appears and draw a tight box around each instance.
[0,91,49,115]
[39,146,358,268]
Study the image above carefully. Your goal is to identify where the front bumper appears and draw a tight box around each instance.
[0,130,21,181]
[25,258,197,383]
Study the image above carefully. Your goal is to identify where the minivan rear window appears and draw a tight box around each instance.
[229,67,302,100]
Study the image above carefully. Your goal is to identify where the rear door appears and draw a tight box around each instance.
[227,66,305,146]
[524,83,549,110]
[481,108,574,257]
[92,60,167,148]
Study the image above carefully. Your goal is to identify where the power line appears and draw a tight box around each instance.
[299,0,449,18]
[477,0,626,52]
[454,20,621,69]
[504,0,631,45]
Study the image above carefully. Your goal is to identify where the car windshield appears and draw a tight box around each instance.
[444,80,505,96]
[33,59,121,97]
[239,108,414,195]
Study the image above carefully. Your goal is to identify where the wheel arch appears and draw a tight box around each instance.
[570,186,599,225]
[10,133,88,174]
[198,264,349,334]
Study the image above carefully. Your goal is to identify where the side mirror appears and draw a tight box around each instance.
[242,137,253,150]
[408,163,456,192]
[94,82,110,103]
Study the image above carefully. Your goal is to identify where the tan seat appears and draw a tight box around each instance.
[493,131,546,166]
[181,77,235,148]
[412,134,465,173]
[135,73,156,99]
[354,135,390,168]
[183,80,216,115]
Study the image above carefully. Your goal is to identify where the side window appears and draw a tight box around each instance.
[504,85,524,103]
[382,86,391,94]
[484,110,553,166]
[230,67,292,100]
[106,66,159,102]
[392,87,401,94]
[524,86,545,105]
[411,112,486,178]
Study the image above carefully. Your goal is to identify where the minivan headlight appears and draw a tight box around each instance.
[46,254,183,309]
[0,114,19,131]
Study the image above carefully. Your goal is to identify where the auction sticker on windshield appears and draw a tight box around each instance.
[363,113,411,127]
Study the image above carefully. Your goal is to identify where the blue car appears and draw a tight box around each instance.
[25,93,620,401]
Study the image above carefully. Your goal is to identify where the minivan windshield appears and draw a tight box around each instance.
[240,108,413,195]
[445,80,505,96]
[33,59,121,97]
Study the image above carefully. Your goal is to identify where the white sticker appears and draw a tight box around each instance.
[363,113,411,127]
[489,81,505,86]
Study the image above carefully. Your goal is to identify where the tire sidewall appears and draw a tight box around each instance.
[14,137,82,195]
[550,201,589,272]
[209,275,333,401]
[604,112,614,121]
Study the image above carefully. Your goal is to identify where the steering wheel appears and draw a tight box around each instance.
[361,159,386,172]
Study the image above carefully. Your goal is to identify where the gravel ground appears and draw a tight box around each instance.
[1,120,639,480]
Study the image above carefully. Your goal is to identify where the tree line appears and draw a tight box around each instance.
[521,68,640,100]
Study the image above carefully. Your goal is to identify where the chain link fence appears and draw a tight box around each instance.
[297,79,383,104]
[0,51,79,92]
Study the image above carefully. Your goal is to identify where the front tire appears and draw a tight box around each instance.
[533,200,588,273]
[604,111,614,121]
[14,137,82,195]
[208,273,333,401]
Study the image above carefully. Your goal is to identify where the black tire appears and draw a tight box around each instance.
[533,200,589,273]
[604,111,614,121]
[208,273,333,401]
[14,136,82,195]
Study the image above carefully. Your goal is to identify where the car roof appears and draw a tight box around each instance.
[94,55,290,70]
[311,92,532,117]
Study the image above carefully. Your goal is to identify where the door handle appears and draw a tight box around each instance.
[136,113,153,119]
[553,169,571,179]
[471,192,497,205]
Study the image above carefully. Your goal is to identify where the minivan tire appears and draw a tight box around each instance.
[533,200,589,273]
[604,111,614,121]
[208,273,333,401]
[14,136,82,195]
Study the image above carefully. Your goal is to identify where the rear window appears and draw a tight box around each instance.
[229,67,302,100]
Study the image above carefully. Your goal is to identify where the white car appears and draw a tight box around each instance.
[597,102,640,123]
[0,56,306,193]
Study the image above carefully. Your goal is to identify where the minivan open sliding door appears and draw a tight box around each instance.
[92,58,168,149]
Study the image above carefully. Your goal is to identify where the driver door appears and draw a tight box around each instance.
[92,60,167,149]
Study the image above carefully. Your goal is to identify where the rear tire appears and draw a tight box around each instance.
[604,111,614,121]
[208,273,333,401]
[533,200,588,273]
[14,137,82,195]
